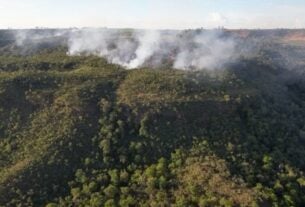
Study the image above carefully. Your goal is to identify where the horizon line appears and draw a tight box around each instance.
[1,26,305,31]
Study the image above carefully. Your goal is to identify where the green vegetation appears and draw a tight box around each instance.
[1,30,305,207]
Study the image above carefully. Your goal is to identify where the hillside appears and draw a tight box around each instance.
[0,29,305,207]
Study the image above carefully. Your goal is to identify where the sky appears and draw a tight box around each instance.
[0,0,305,29]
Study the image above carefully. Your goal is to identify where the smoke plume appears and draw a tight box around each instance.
[13,29,68,46]
[67,29,238,70]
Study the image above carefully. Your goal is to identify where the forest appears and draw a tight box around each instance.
[0,29,305,207]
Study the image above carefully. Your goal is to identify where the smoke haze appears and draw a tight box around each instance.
[66,29,238,70]
[10,28,305,76]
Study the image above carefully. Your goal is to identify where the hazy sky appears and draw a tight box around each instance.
[1,0,305,29]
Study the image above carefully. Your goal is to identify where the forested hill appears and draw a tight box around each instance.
[0,29,305,207]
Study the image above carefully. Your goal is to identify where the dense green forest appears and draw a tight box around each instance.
[1,29,305,207]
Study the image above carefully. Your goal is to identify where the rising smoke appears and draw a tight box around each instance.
[14,29,69,46]
[10,28,305,81]
[67,28,238,70]
[13,28,239,70]
[12,29,69,55]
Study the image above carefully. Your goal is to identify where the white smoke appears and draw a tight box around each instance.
[14,30,28,46]
[67,28,237,70]
[13,29,68,46]
[126,30,161,68]
[14,28,238,70]
[173,31,236,70]
[67,29,162,69]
